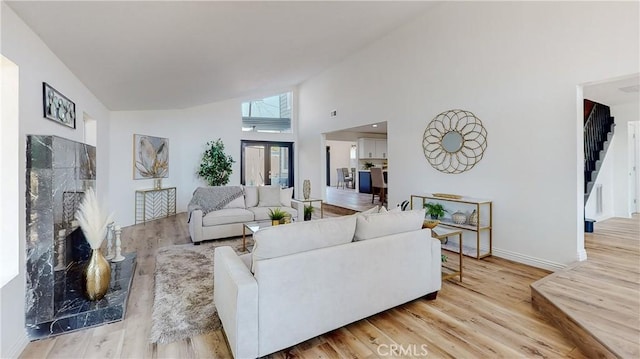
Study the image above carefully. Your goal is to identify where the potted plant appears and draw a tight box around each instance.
[303,205,314,221]
[362,162,375,170]
[424,202,447,220]
[268,208,287,226]
[197,139,235,186]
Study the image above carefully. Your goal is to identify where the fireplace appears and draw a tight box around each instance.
[25,135,136,340]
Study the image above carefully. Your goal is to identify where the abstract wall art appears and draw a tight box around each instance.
[133,134,169,179]
[43,82,76,129]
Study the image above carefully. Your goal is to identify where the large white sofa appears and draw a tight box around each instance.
[214,208,441,358]
[189,185,298,244]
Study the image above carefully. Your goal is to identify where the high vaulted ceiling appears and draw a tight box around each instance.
[6,1,435,111]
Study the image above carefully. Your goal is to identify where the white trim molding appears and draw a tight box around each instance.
[576,248,588,262]
[493,248,567,272]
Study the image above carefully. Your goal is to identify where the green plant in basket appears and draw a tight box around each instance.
[424,202,447,219]
[268,208,287,224]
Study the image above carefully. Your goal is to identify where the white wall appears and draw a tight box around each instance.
[109,89,297,226]
[326,140,355,186]
[1,4,111,357]
[298,1,639,269]
[612,103,640,217]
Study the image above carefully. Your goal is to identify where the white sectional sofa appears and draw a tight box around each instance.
[188,185,298,244]
[214,208,441,358]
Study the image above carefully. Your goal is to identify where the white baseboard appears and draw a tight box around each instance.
[492,248,566,272]
[5,331,29,359]
[576,248,588,262]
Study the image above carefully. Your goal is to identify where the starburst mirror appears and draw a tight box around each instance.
[422,109,487,174]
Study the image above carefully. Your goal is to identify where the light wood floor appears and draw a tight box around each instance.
[531,214,640,359]
[20,211,599,359]
[325,186,379,212]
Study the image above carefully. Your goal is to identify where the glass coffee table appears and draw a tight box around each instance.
[242,220,273,252]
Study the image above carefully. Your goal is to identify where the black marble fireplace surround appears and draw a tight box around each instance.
[25,135,136,340]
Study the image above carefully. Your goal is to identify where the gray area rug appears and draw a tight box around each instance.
[150,237,249,344]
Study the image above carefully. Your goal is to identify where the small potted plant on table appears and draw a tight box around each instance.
[424,202,447,220]
[303,205,314,221]
[268,208,287,226]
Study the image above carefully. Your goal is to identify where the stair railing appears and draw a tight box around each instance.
[583,102,613,194]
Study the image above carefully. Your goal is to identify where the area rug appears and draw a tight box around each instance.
[150,237,249,344]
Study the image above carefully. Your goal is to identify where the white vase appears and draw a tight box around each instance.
[303,180,311,200]
[452,211,467,225]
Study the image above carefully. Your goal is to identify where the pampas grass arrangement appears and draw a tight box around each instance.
[75,187,114,301]
[75,187,113,249]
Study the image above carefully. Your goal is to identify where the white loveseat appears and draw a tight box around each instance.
[189,186,298,244]
[214,209,441,358]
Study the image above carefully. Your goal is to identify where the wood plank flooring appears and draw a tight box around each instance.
[531,214,640,359]
[325,186,379,212]
[20,211,610,359]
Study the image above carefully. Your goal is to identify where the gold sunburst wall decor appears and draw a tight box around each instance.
[422,109,487,174]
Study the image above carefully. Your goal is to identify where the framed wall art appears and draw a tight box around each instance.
[133,134,169,179]
[43,82,76,129]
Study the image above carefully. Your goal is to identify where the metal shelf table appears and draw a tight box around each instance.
[135,187,176,224]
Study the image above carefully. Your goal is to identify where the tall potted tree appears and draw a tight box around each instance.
[197,139,235,186]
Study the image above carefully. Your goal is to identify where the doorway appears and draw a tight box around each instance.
[630,121,640,214]
[240,141,294,187]
[83,112,96,146]
[326,146,331,186]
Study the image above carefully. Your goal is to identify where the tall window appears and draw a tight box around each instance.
[1,55,19,288]
[242,92,292,133]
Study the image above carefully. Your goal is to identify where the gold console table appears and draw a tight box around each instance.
[135,187,176,224]
[411,193,492,259]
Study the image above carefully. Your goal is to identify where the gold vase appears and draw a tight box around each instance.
[271,220,281,226]
[85,249,111,301]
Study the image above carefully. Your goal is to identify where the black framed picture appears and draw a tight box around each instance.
[43,82,76,129]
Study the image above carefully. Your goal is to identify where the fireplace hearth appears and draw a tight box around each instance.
[25,135,136,340]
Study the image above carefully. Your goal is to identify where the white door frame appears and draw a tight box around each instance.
[629,121,640,214]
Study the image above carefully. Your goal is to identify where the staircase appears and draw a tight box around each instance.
[584,99,615,205]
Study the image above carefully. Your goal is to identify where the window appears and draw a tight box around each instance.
[241,141,294,188]
[242,92,292,133]
[1,55,19,288]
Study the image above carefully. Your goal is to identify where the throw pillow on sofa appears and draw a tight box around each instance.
[280,187,294,206]
[258,186,282,207]
[223,195,246,209]
[251,215,357,273]
[354,208,426,241]
[359,206,380,215]
[245,186,259,207]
